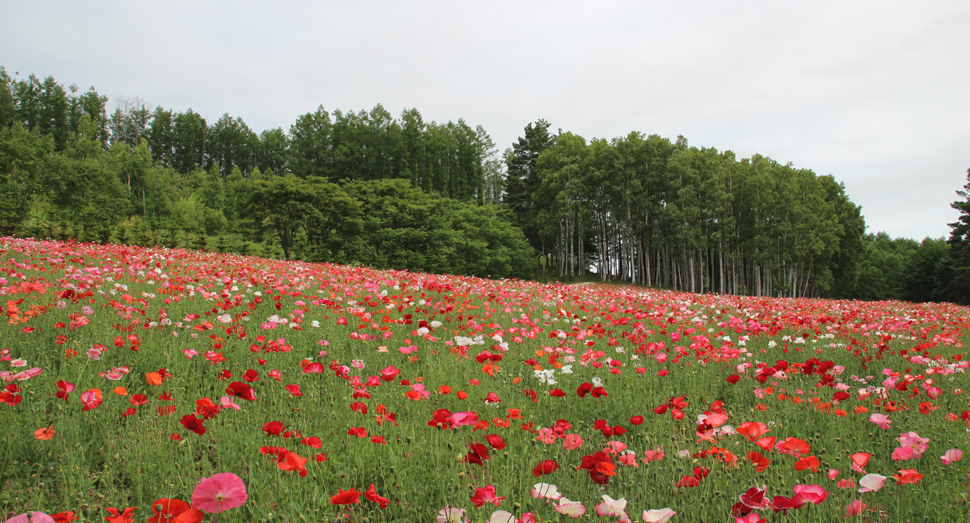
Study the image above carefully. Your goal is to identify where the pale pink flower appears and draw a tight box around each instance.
[437,507,469,523]
[642,508,676,523]
[595,495,631,523]
[942,449,963,465]
[858,474,887,493]
[869,413,891,430]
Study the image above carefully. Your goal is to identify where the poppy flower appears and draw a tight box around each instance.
[594,495,631,523]
[104,507,136,523]
[858,474,887,493]
[850,452,870,472]
[844,500,866,517]
[792,484,827,504]
[747,451,770,472]
[485,434,507,450]
[302,362,324,374]
[348,427,367,438]
[330,488,362,505]
[533,459,559,477]
[739,485,769,509]
[436,507,469,523]
[191,473,247,513]
[942,449,963,465]
[277,452,308,477]
[148,498,203,523]
[793,455,820,472]
[364,484,390,508]
[470,485,505,508]
[553,497,586,518]
[577,383,593,398]
[726,375,741,384]
[531,483,561,500]
[629,415,644,425]
[284,384,302,397]
[869,413,891,429]
[55,380,75,401]
[225,382,256,401]
[34,426,57,440]
[550,389,566,398]
[5,513,54,523]
[893,469,923,485]
[642,508,676,523]
[80,389,103,411]
[180,415,206,436]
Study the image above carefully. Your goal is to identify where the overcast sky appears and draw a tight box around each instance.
[4,1,968,240]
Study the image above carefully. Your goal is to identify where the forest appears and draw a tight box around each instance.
[1,67,968,302]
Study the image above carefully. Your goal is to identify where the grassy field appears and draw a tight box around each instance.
[2,237,969,523]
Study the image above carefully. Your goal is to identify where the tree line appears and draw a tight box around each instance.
[1,67,967,302]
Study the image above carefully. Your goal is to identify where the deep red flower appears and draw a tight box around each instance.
[225,382,257,401]
[726,375,741,384]
[533,459,560,477]
[347,426,367,438]
[148,498,203,523]
[180,415,206,436]
[330,488,362,505]
[740,485,769,509]
[262,421,285,436]
[243,369,259,383]
[550,388,567,398]
[364,484,390,508]
[129,394,148,406]
[629,415,644,425]
[105,507,137,523]
[302,436,322,448]
[485,434,507,450]
[577,382,593,398]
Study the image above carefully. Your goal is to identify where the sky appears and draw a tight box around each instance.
[3,0,968,240]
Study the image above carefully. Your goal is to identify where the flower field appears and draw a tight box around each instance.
[2,237,969,523]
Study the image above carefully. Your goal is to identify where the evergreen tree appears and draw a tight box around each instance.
[935,168,970,304]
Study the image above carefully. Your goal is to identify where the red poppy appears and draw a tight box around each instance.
[243,369,259,383]
[51,512,78,523]
[533,459,560,477]
[893,469,923,485]
[148,498,203,523]
[739,485,769,509]
[577,382,593,398]
[277,452,308,477]
[371,435,387,444]
[629,415,644,425]
[591,386,608,398]
[347,426,367,438]
[350,401,368,414]
[225,382,257,401]
[485,434,506,450]
[55,380,75,401]
[303,362,324,373]
[794,455,820,472]
[676,475,700,488]
[302,436,322,448]
[180,414,206,436]
[550,389,566,398]
[726,375,741,384]
[284,384,302,397]
[747,451,771,472]
[262,421,285,436]
[330,488,362,505]
[364,484,390,508]
[105,507,137,523]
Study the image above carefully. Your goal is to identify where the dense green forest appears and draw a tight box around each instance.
[1,67,968,302]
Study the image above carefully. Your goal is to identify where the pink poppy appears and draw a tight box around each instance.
[191,472,247,513]
[942,449,962,465]
[868,413,891,430]
[4,513,54,523]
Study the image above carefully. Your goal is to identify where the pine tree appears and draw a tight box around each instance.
[935,168,970,304]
